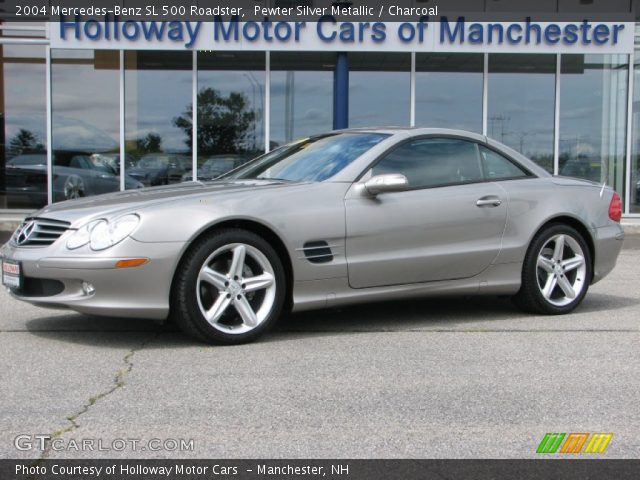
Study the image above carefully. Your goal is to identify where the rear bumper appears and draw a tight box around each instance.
[592,223,624,284]
[1,238,184,320]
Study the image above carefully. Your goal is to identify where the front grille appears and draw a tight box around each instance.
[11,217,71,247]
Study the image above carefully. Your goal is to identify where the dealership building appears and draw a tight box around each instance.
[2,2,640,218]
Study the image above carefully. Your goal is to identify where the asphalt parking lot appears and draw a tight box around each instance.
[0,233,638,459]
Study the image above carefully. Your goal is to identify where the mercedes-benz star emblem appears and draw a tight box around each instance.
[14,221,36,246]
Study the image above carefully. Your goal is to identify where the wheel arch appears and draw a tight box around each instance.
[530,215,596,281]
[169,218,294,312]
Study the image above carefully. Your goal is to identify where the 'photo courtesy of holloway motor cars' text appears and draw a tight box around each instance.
[0,0,639,479]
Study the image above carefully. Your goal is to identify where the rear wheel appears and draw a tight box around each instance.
[514,224,592,315]
[172,229,286,344]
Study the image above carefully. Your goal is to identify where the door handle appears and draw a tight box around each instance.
[476,197,502,207]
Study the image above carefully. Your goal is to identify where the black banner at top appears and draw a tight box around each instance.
[0,0,638,23]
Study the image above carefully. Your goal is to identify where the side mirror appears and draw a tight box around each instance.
[363,173,409,196]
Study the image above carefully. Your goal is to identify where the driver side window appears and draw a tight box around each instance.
[372,138,483,189]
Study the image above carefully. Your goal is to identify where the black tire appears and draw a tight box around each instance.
[513,224,592,315]
[171,228,286,344]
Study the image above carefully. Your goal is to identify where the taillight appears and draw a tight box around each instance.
[608,191,622,222]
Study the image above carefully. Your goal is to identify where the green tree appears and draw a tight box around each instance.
[9,129,44,156]
[173,87,255,155]
[135,132,162,154]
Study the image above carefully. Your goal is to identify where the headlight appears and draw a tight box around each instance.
[66,214,139,251]
[66,220,104,250]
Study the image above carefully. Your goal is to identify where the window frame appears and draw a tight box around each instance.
[356,134,536,191]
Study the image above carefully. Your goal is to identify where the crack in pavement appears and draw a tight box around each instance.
[32,332,158,463]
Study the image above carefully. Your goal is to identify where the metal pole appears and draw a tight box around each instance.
[410,52,416,127]
[482,53,488,136]
[625,51,635,214]
[45,46,53,205]
[192,50,198,180]
[334,52,349,130]
[119,50,125,191]
[554,54,561,176]
[265,51,270,153]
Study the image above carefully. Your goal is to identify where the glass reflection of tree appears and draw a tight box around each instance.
[174,87,255,156]
[9,129,44,157]
[136,133,162,155]
[243,72,264,151]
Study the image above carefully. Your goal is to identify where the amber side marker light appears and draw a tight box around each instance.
[115,258,149,268]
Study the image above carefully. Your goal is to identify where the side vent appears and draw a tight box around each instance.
[302,241,334,264]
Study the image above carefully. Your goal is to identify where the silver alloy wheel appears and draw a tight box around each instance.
[196,243,276,334]
[536,234,587,307]
[64,175,84,200]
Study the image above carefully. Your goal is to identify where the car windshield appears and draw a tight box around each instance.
[138,156,169,168]
[225,133,389,182]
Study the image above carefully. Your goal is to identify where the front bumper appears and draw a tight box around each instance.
[1,237,184,320]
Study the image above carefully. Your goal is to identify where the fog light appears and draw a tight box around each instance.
[82,281,95,296]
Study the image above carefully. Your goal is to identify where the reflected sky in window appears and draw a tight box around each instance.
[415,54,483,133]
[270,52,334,147]
[559,54,627,195]
[349,53,410,127]
[488,54,555,172]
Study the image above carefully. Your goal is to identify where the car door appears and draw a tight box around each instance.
[345,137,508,289]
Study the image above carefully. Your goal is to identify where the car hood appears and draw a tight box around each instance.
[35,179,304,226]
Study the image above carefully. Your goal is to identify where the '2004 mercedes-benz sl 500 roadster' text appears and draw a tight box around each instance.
[1,128,625,344]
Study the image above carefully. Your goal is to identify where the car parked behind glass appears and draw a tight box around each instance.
[182,155,252,182]
[6,151,143,205]
[128,154,190,186]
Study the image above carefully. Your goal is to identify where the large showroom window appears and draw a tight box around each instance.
[0,44,47,209]
[559,54,628,199]
[270,52,334,148]
[52,50,120,201]
[349,53,411,127]
[631,56,640,214]
[124,51,192,187]
[488,54,556,173]
[197,52,265,179]
[415,53,483,133]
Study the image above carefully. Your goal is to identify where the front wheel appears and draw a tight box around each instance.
[172,229,286,344]
[513,224,592,315]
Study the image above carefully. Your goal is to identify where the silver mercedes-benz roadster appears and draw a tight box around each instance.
[1,128,625,344]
